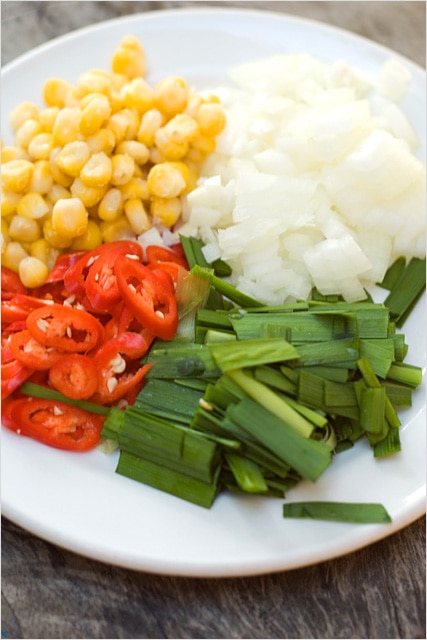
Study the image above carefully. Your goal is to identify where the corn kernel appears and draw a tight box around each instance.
[85,128,116,154]
[106,109,139,144]
[9,215,41,243]
[154,77,188,116]
[196,102,226,137]
[101,216,135,243]
[119,177,149,202]
[98,188,123,221]
[154,128,189,161]
[47,184,72,205]
[190,133,216,155]
[51,197,88,237]
[52,108,81,146]
[42,218,73,249]
[185,93,203,119]
[78,70,112,95]
[43,78,75,107]
[9,102,40,131]
[124,198,150,235]
[30,238,59,270]
[1,146,30,163]
[27,132,55,161]
[1,218,10,245]
[2,160,34,192]
[80,151,113,187]
[2,241,29,271]
[70,219,103,251]
[110,154,135,186]
[70,178,107,207]
[121,77,154,111]
[115,140,150,165]
[1,190,21,217]
[150,196,181,227]
[28,160,54,194]
[49,149,74,188]
[39,106,60,132]
[111,36,146,79]
[137,108,163,147]
[17,192,50,220]
[14,119,43,148]
[55,141,91,177]
[79,94,112,136]
[147,162,186,198]
[19,256,49,288]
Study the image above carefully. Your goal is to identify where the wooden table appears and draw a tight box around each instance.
[1,2,425,638]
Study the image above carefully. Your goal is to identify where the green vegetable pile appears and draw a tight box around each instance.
[98,239,425,524]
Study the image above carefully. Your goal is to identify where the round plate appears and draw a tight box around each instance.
[2,7,425,577]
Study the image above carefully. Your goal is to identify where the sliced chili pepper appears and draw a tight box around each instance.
[1,266,27,299]
[146,245,188,269]
[1,396,104,451]
[26,303,104,353]
[48,354,99,400]
[8,329,65,371]
[114,255,178,340]
[84,250,142,313]
[45,251,86,283]
[63,240,143,298]
[1,294,54,326]
[91,332,153,404]
[1,359,34,399]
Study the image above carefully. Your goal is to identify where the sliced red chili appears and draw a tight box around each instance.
[63,240,143,298]
[49,354,99,400]
[91,332,153,404]
[1,294,53,326]
[26,303,104,353]
[1,266,27,298]
[1,359,34,399]
[8,329,65,371]
[146,245,188,269]
[2,396,104,451]
[45,251,86,283]
[114,255,178,340]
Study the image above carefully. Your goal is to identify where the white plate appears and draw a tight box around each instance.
[2,8,426,577]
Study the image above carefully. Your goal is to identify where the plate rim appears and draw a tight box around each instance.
[1,5,426,577]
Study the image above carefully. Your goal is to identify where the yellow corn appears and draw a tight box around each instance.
[27,132,55,161]
[119,176,149,202]
[80,151,113,187]
[2,160,34,192]
[2,242,29,271]
[55,141,91,177]
[154,128,189,161]
[39,106,60,132]
[85,128,116,154]
[8,215,41,243]
[52,108,81,146]
[17,192,50,220]
[150,196,181,227]
[115,140,149,165]
[106,109,139,144]
[49,149,74,188]
[110,153,135,186]
[30,238,60,270]
[70,219,103,251]
[1,218,10,246]
[51,197,88,237]
[196,102,226,137]
[77,69,112,96]
[9,102,40,131]
[124,198,151,235]
[70,178,107,207]
[147,162,186,198]
[43,78,75,107]
[2,145,30,163]
[79,94,111,136]
[100,216,135,243]
[137,108,163,147]
[121,77,154,111]
[42,218,73,249]
[1,190,21,217]
[111,35,147,79]
[98,188,123,221]
[28,160,54,194]
[47,184,71,205]
[14,119,43,149]
[154,76,188,116]
[19,256,49,288]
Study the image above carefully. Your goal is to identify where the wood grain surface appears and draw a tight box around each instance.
[1,2,426,639]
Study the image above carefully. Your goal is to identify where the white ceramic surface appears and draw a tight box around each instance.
[1,8,425,577]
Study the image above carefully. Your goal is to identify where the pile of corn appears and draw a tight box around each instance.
[1,36,226,287]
